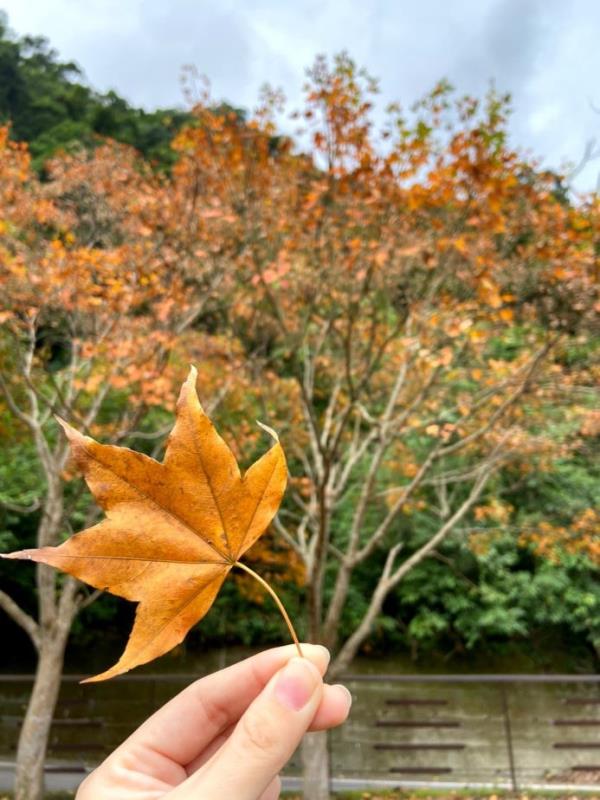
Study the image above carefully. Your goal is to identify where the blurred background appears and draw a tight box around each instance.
[0,2,598,799]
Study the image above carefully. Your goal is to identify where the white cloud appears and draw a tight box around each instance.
[2,0,599,189]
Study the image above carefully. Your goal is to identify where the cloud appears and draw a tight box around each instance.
[1,0,600,189]
[75,1,254,109]
[482,0,551,88]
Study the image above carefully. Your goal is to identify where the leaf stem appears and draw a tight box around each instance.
[234,561,303,658]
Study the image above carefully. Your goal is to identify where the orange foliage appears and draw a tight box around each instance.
[1,53,598,647]
[526,509,600,565]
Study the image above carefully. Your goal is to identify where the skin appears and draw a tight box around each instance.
[76,644,351,800]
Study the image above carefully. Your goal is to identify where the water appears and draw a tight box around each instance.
[1,648,599,788]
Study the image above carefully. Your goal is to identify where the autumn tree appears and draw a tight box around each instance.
[0,130,243,800]
[1,50,598,800]
[167,55,599,798]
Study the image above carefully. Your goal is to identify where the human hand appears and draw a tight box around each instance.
[76,644,351,800]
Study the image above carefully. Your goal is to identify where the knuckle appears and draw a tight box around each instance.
[239,708,280,758]
[195,685,231,732]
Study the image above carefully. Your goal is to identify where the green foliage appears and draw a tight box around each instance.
[0,15,190,170]
[383,535,599,662]
[511,456,600,527]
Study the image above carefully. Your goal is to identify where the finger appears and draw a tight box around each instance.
[177,657,323,800]
[185,722,235,774]
[184,682,352,774]
[258,775,281,800]
[310,684,352,730]
[119,643,329,768]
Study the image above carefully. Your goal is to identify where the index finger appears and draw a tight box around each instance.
[115,644,330,766]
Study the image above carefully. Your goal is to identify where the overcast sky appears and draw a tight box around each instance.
[4,0,600,190]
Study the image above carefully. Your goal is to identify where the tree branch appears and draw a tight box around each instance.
[0,590,40,650]
[331,460,496,677]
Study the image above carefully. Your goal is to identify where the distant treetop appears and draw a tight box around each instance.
[0,13,194,170]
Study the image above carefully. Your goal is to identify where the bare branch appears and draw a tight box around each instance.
[0,590,40,650]
[567,137,600,187]
[272,516,306,558]
[77,588,102,612]
[0,372,34,427]
[331,461,495,677]
[124,422,174,441]
[427,549,477,588]
[437,343,552,458]
[320,377,342,449]
[353,438,443,564]
[0,497,41,514]
[388,463,494,587]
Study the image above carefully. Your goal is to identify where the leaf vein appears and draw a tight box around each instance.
[85,447,229,562]
[238,456,279,557]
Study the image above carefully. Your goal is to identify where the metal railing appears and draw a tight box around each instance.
[1,672,599,790]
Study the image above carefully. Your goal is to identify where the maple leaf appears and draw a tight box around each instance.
[2,367,292,682]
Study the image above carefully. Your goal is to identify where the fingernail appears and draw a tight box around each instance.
[274,657,320,711]
[333,684,353,712]
[315,644,331,669]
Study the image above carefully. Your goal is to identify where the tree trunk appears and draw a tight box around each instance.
[301,730,330,800]
[302,580,331,800]
[14,633,68,800]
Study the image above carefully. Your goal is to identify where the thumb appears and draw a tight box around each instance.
[175,656,323,800]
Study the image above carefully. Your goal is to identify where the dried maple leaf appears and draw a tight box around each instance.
[3,367,296,682]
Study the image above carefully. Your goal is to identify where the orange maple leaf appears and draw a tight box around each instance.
[2,367,294,682]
